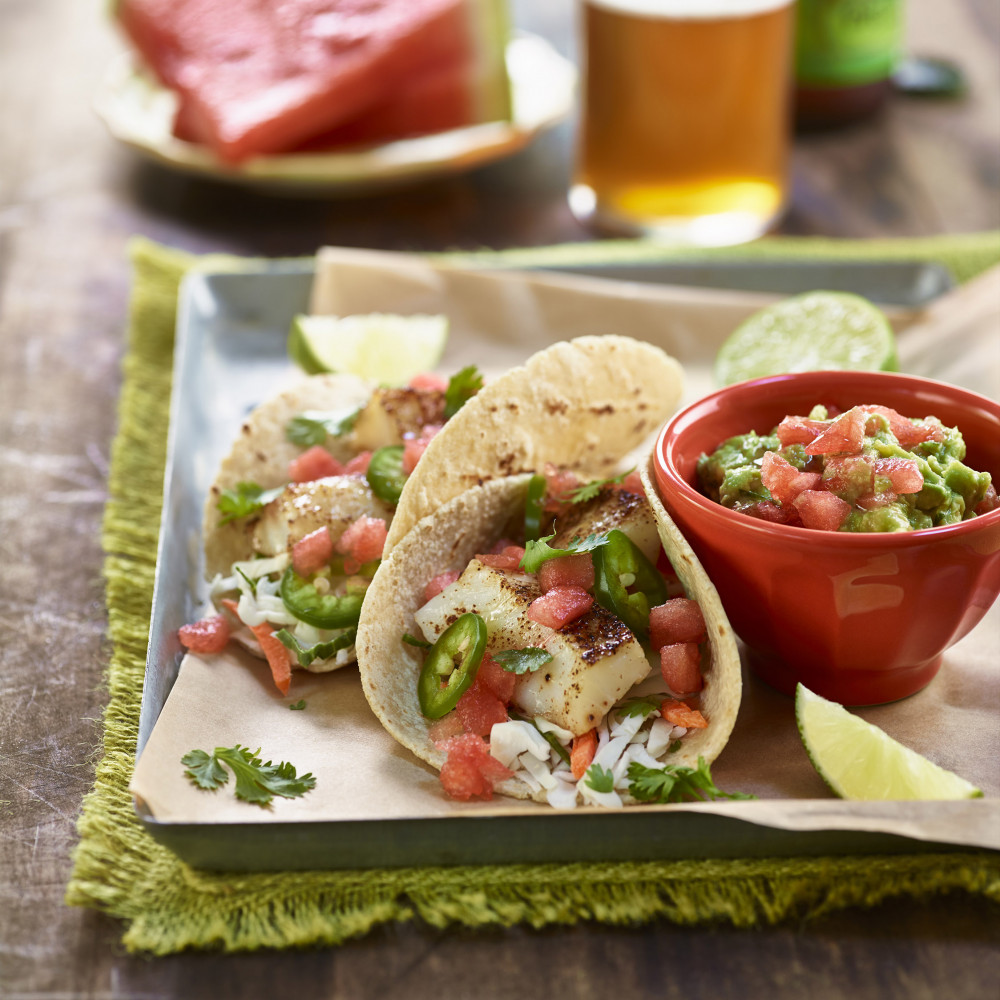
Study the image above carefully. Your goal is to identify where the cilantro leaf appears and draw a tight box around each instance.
[181,749,229,790]
[626,757,755,804]
[288,700,307,711]
[285,408,360,448]
[568,468,636,504]
[492,647,552,675]
[519,532,610,574]
[616,695,662,719]
[181,745,316,806]
[216,482,284,525]
[444,366,484,419]
[215,745,316,806]
[275,628,356,667]
[584,763,615,793]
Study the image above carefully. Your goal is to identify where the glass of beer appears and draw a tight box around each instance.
[570,0,795,246]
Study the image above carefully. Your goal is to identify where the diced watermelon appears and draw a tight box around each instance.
[856,491,898,510]
[570,728,597,780]
[119,0,509,164]
[975,484,1000,516]
[805,407,866,455]
[423,569,461,604]
[438,733,513,801]
[475,546,526,571]
[477,654,516,705]
[650,598,706,648]
[344,451,372,476]
[292,527,334,577]
[871,457,924,494]
[288,445,344,483]
[409,372,450,392]
[793,490,851,531]
[538,553,594,593]
[611,470,645,497]
[660,699,708,729]
[822,455,874,503]
[336,515,387,573]
[402,423,444,474]
[543,464,581,512]
[761,452,822,506]
[860,405,945,445]
[775,415,828,447]
[659,643,704,697]
[178,614,231,654]
[456,674,508,736]
[428,713,466,746]
[746,500,802,525]
[527,587,594,630]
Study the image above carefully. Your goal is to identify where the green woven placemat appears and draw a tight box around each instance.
[66,234,1000,955]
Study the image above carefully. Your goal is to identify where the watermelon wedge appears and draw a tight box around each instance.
[118,0,512,164]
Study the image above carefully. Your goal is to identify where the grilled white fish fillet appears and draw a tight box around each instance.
[550,488,660,563]
[415,558,651,735]
[351,387,445,451]
[251,476,394,556]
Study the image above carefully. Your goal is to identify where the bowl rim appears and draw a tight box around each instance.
[653,370,1000,547]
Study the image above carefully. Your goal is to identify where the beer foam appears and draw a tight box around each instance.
[585,0,791,19]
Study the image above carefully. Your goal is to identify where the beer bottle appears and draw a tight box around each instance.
[794,0,905,128]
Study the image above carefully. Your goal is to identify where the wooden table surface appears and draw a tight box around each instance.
[1,1,998,997]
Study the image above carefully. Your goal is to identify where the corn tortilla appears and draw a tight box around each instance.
[202,373,374,579]
[356,471,742,804]
[385,335,684,554]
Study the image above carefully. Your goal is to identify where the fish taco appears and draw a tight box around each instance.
[356,465,741,807]
[184,368,476,686]
[355,336,741,807]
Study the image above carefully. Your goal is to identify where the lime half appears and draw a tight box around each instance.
[715,291,898,386]
[288,313,448,384]
[796,684,982,801]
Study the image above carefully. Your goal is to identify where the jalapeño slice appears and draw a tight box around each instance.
[418,612,488,719]
[524,473,548,542]
[367,445,407,504]
[279,567,365,630]
[591,529,667,639]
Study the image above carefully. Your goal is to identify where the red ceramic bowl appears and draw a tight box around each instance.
[652,371,1000,706]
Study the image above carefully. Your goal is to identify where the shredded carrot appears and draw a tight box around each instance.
[219,598,292,695]
[248,622,293,695]
[570,728,598,780]
[660,698,708,729]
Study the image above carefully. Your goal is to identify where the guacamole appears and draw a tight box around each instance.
[697,404,997,532]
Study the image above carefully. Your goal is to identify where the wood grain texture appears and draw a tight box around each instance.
[1,0,998,996]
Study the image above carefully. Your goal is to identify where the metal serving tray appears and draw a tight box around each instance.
[134,258,988,871]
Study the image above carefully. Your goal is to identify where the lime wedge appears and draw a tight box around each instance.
[715,291,898,386]
[288,313,448,384]
[796,684,982,801]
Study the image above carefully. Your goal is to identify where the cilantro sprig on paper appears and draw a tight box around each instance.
[626,757,754,805]
[519,532,610,574]
[181,745,316,807]
[216,482,284,525]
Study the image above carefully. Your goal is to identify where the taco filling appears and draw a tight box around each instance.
[180,369,483,686]
[402,470,723,807]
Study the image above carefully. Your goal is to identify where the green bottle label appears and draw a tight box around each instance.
[796,0,904,87]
